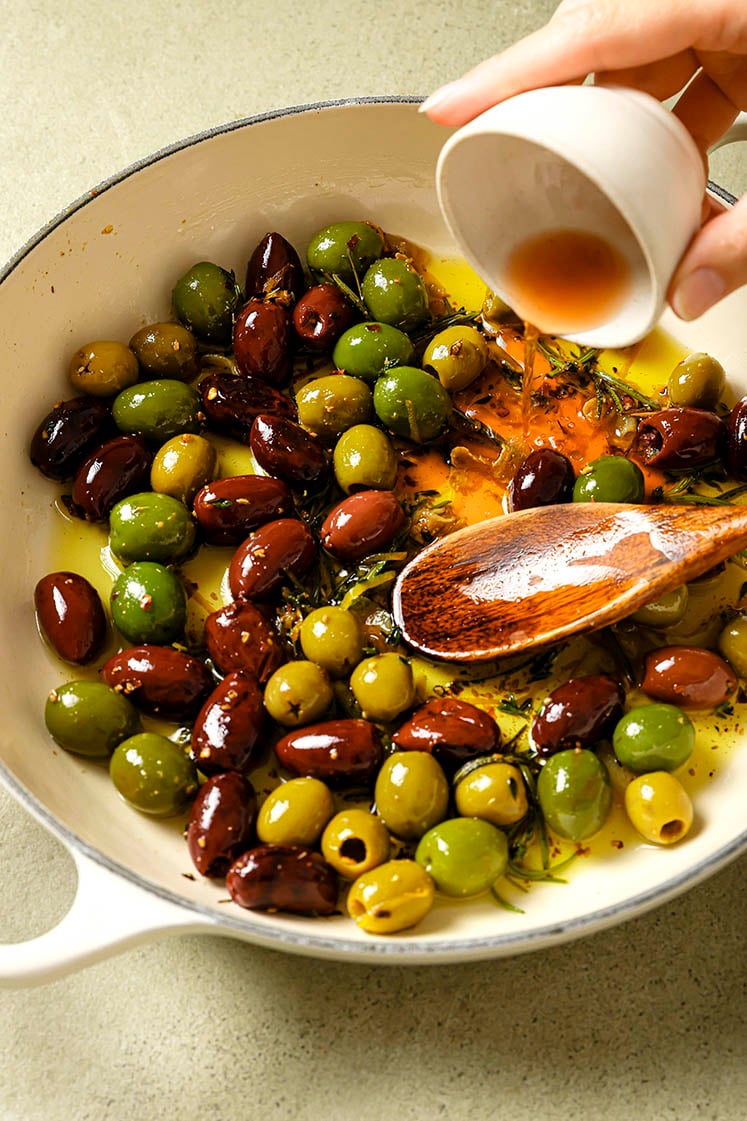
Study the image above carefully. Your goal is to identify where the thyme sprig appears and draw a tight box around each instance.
[537,338,660,412]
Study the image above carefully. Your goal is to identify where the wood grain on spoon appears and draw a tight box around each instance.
[392,502,747,662]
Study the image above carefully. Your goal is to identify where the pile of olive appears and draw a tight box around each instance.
[29,218,747,936]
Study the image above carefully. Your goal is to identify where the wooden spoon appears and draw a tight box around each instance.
[392,502,747,662]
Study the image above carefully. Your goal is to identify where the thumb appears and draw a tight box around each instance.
[669,193,747,320]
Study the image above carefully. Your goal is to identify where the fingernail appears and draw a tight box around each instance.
[419,83,460,114]
[671,267,726,321]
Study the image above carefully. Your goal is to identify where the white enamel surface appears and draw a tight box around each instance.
[1,100,746,982]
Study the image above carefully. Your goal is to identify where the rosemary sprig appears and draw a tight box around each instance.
[537,337,660,411]
[322,271,368,317]
[410,306,481,345]
[449,406,506,449]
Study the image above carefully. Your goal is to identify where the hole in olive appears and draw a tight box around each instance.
[348,899,365,918]
[340,837,367,865]
[660,819,685,841]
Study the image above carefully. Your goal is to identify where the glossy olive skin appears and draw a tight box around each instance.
[233,299,294,386]
[348,859,435,934]
[172,260,241,345]
[392,696,502,775]
[630,585,689,629]
[373,367,451,443]
[612,703,695,772]
[727,396,747,481]
[374,751,449,841]
[422,325,489,391]
[667,352,725,410]
[228,518,317,601]
[295,374,373,440]
[69,434,152,521]
[187,772,258,877]
[193,474,292,545]
[349,653,415,724]
[45,680,141,757]
[573,455,645,503]
[30,396,113,481]
[320,490,406,563]
[34,571,106,664]
[624,771,693,844]
[718,613,747,676]
[110,561,187,646]
[190,670,265,775]
[415,818,508,897]
[361,258,429,330]
[321,808,391,879]
[531,674,625,756]
[111,379,202,444]
[263,660,334,727]
[249,414,328,486]
[641,646,737,709]
[631,407,727,471]
[109,491,196,564]
[306,220,384,284]
[203,600,284,683]
[101,645,214,720]
[508,448,575,511]
[150,432,217,504]
[333,423,399,493]
[454,762,528,827]
[274,718,383,785]
[226,844,339,915]
[110,732,198,816]
[129,322,201,381]
[293,284,356,351]
[299,606,364,678]
[332,321,415,383]
[537,749,612,841]
[199,371,296,440]
[245,231,305,303]
[69,340,140,397]
[256,777,335,846]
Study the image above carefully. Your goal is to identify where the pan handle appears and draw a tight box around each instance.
[0,845,207,988]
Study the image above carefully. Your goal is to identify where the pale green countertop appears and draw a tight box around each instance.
[1,3,746,1120]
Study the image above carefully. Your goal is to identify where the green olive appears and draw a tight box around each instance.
[374,751,449,841]
[306,221,385,284]
[537,749,612,841]
[299,606,364,678]
[69,340,140,397]
[361,258,430,331]
[44,680,141,757]
[422,325,489,392]
[349,653,415,723]
[112,379,202,444]
[333,424,399,493]
[321,808,391,879]
[668,352,726,409]
[263,660,334,726]
[717,613,747,677]
[612,704,695,773]
[171,260,241,345]
[109,491,196,564]
[110,561,187,645]
[630,585,689,628]
[110,732,198,816]
[150,433,217,504]
[129,322,201,381]
[295,374,373,440]
[347,859,435,934]
[454,761,528,826]
[256,777,335,846]
[624,771,694,844]
[415,817,508,897]
[332,322,416,382]
[373,366,451,443]
[573,455,645,503]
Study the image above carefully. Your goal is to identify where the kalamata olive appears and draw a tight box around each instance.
[274,718,383,785]
[320,490,406,563]
[631,408,727,471]
[203,600,284,682]
[189,670,265,775]
[226,844,339,915]
[228,518,317,601]
[392,696,502,775]
[69,434,152,521]
[641,645,737,709]
[34,572,106,664]
[199,371,296,440]
[187,772,258,877]
[508,448,575,511]
[233,299,294,386]
[531,674,625,756]
[292,284,357,351]
[101,645,215,720]
[29,396,113,480]
[249,414,328,486]
[727,396,747,481]
[245,231,305,303]
[192,474,292,545]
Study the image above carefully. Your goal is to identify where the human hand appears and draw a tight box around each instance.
[421,0,747,321]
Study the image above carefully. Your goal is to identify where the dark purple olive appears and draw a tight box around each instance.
[34,571,106,664]
[531,674,625,756]
[233,299,294,386]
[275,718,383,785]
[69,434,152,521]
[727,396,747,480]
[199,371,296,440]
[192,474,292,545]
[228,518,317,601]
[187,772,257,877]
[101,645,214,720]
[292,284,357,352]
[190,670,265,776]
[641,646,737,709]
[508,448,575,511]
[29,396,113,480]
[392,696,502,775]
[226,844,339,915]
[631,407,727,471]
[249,414,328,486]
[245,231,305,304]
[203,600,285,682]
[320,490,406,563]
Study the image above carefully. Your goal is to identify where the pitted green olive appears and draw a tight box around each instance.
[422,325,489,391]
[347,859,435,933]
[321,808,391,879]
